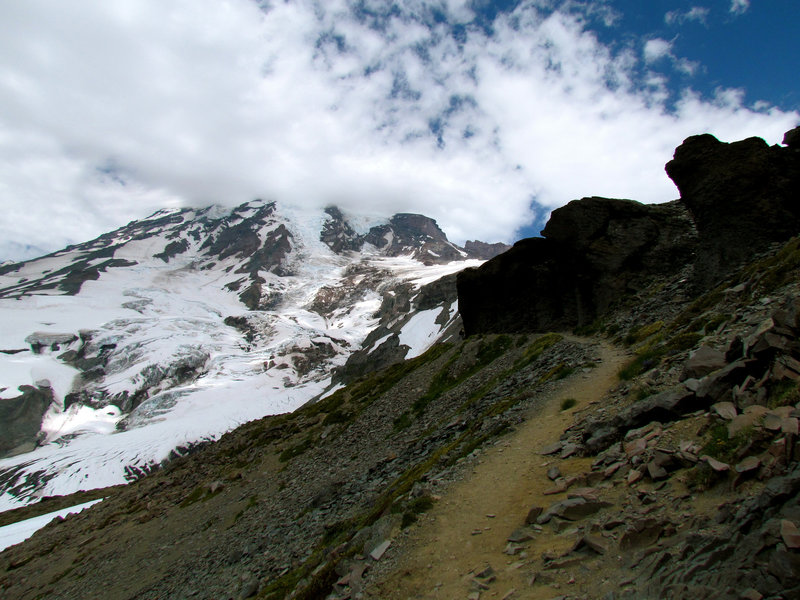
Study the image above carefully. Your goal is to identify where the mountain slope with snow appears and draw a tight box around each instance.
[0,201,502,510]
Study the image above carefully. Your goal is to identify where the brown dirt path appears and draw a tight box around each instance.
[366,337,629,600]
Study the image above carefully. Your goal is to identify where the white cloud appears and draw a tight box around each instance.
[0,0,796,259]
[730,0,750,15]
[665,6,710,26]
[643,38,672,63]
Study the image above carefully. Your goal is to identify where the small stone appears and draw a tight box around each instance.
[573,534,608,555]
[770,437,787,457]
[503,543,525,556]
[734,456,761,473]
[474,565,495,579]
[507,528,534,543]
[500,589,517,600]
[739,589,763,600]
[525,506,543,525]
[781,417,799,435]
[763,413,782,431]
[624,438,647,458]
[471,578,490,591]
[780,519,800,549]
[567,487,600,501]
[700,455,730,472]
[646,461,668,481]
[540,442,563,455]
[627,469,643,485]
[560,442,579,458]
[369,540,391,561]
[543,480,568,495]
[547,466,562,481]
[711,402,737,420]
[603,461,625,478]
[467,592,481,600]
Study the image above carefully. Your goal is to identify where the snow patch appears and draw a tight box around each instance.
[398,309,443,359]
[0,498,103,552]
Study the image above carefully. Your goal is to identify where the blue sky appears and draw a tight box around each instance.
[0,0,797,259]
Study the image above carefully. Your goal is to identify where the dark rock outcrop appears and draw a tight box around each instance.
[458,127,800,336]
[320,206,362,254]
[0,385,53,458]
[665,132,800,289]
[320,208,509,264]
[457,198,696,334]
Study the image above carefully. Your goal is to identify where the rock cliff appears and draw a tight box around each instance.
[458,127,800,336]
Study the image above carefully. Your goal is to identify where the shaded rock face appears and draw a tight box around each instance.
[457,198,696,335]
[0,385,53,458]
[320,206,362,254]
[459,127,800,335]
[666,133,800,289]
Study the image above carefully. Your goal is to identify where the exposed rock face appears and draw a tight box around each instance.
[458,198,696,334]
[666,133,800,289]
[463,240,511,260]
[320,206,362,254]
[459,127,800,335]
[0,385,53,458]
[320,209,510,264]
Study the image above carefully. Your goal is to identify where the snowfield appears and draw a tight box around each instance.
[0,202,484,511]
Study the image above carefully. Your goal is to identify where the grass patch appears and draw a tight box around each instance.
[624,321,664,346]
[560,398,577,411]
[392,411,413,432]
[700,424,754,464]
[279,437,313,463]
[618,347,664,380]
[413,335,514,416]
[401,495,436,529]
[322,410,352,426]
[768,379,800,408]
[540,363,574,383]
[514,333,562,370]
[179,484,223,508]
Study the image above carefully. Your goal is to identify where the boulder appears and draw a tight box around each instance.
[665,131,800,290]
[683,345,727,380]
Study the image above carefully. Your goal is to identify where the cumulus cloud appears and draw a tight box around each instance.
[643,38,673,63]
[665,6,710,26]
[0,0,796,258]
[730,0,750,15]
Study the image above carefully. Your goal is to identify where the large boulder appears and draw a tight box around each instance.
[665,132,800,289]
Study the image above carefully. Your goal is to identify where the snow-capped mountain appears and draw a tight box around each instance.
[0,201,505,510]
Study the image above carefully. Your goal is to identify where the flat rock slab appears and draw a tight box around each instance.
[711,401,737,420]
[540,442,563,455]
[780,520,800,549]
[369,540,391,561]
[507,527,535,543]
[735,456,761,473]
[538,497,612,523]
[684,345,727,379]
[701,455,730,472]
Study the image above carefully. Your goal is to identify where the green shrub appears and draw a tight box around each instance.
[392,411,413,431]
[624,321,664,346]
[560,398,577,411]
[700,424,754,464]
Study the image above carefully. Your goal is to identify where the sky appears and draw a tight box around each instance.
[0,0,798,260]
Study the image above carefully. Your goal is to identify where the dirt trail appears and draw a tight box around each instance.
[367,338,628,600]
